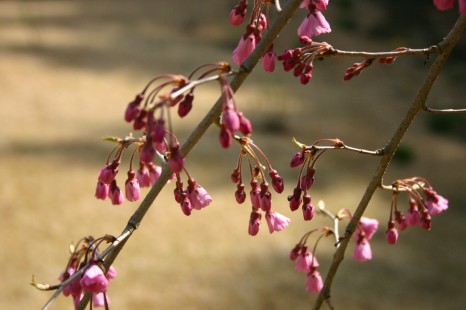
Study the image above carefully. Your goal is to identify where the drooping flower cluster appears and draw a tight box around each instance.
[96,63,236,205]
[53,236,117,309]
[287,138,343,220]
[218,76,253,148]
[297,0,331,39]
[173,171,212,216]
[277,40,332,84]
[289,227,333,293]
[433,0,466,14]
[229,0,278,71]
[384,177,449,245]
[229,136,289,235]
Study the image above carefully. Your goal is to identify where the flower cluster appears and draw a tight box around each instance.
[218,76,253,148]
[95,136,164,205]
[173,172,212,216]
[229,136,289,235]
[287,138,343,220]
[297,0,331,39]
[385,177,449,245]
[229,0,277,71]
[289,228,333,293]
[277,40,332,84]
[56,236,117,309]
[433,0,466,14]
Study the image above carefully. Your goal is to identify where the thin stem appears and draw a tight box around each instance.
[423,106,466,113]
[313,14,466,310]
[322,45,440,59]
[308,144,385,156]
[75,1,305,309]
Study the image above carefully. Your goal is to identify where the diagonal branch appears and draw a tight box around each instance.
[75,0,305,309]
[312,14,466,310]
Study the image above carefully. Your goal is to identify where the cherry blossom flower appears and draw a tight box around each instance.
[125,170,141,202]
[357,217,379,240]
[80,264,109,294]
[385,221,398,245]
[306,267,324,293]
[424,190,449,216]
[295,249,319,272]
[188,180,212,210]
[92,293,110,308]
[297,11,331,39]
[265,211,291,234]
[353,237,373,262]
[95,181,109,200]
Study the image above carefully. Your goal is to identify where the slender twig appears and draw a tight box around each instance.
[307,144,385,156]
[74,1,305,309]
[313,14,466,310]
[423,106,466,113]
[316,201,340,246]
[321,46,439,59]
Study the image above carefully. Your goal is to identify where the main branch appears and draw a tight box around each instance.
[313,14,466,310]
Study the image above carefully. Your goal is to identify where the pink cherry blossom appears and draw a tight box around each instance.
[219,126,232,148]
[353,237,373,262]
[386,222,398,245]
[106,265,117,280]
[295,250,319,272]
[262,49,276,72]
[80,264,109,294]
[188,183,212,210]
[98,160,120,184]
[136,163,151,187]
[59,268,82,297]
[92,292,110,308]
[265,211,291,234]
[357,217,379,240]
[306,268,324,293]
[168,145,184,173]
[222,107,240,133]
[125,170,141,202]
[232,33,256,65]
[297,11,331,39]
[238,112,253,135]
[424,190,449,216]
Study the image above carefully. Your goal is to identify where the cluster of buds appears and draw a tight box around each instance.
[173,171,212,216]
[96,63,237,205]
[32,236,118,309]
[344,48,405,81]
[289,227,333,293]
[95,136,164,205]
[277,40,332,84]
[218,76,253,148]
[229,0,277,71]
[385,177,449,245]
[297,0,331,39]
[287,138,343,220]
[230,136,289,235]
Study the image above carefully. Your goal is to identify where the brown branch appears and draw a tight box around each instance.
[74,0,305,309]
[322,45,439,59]
[313,14,466,310]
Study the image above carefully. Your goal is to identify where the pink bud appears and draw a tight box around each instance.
[290,152,305,168]
[259,183,272,212]
[109,180,124,205]
[235,183,246,204]
[136,163,151,187]
[358,217,379,240]
[238,112,253,135]
[168,145,184,173]
[95,181,109,200]
[124,93,144,122]
[407,199,421,226]
[219,126,232,148]
[433,0,455,11]
[262,49,276,73]
[295,250,319,272]
[180,196,192,216]
[385,221,398,245]
[98,160,120,184]
[424,189,448,216]
[232,33,256,65]
[231,168,241,183]
[248,209,262,236]
[289,244,301,261]
[302,201,315,221]
[269,170,284,193]
[147,162,162,185]
[153,118,166,143]
[125,170,141,202]
[92,293,110,308]
[306,268,324,293]
[178,92,194,117]
[288,187,302,211]
[250,180,261,210]
[140,139,155,164]
[188,180,212,210]
[395,210,408,231]
[222,107,240,133]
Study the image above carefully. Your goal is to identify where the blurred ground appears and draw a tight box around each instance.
[0,1,465,309]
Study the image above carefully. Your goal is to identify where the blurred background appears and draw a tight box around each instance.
[0,0,465,309]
